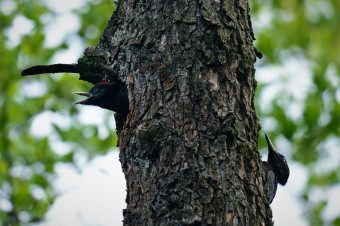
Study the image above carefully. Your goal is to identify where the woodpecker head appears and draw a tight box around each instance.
[265,133,290,186]
[74,82,129,114]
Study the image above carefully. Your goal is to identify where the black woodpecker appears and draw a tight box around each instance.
[21,64,130,136]
[262,133,290,204]
[74,82,129,115]
[21,64,129,115]
[74,82,129,135]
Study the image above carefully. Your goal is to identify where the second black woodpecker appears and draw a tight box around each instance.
[262,133,290,204]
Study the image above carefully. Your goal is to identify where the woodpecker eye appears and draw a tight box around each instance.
[89,87,102,95]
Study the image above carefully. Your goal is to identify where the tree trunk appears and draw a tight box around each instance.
[79,0,272,225]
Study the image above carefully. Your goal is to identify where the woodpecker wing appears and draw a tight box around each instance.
[262,161,278,204]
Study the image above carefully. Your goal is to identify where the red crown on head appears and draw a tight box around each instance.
[98,81,110,85]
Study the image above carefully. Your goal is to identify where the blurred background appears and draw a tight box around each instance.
[0,0,339,225]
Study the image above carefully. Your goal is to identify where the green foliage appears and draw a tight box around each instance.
[253,0,340,224]
[76,1,117,46]
[0,0,116,225]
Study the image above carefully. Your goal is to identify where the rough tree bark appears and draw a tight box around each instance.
[78,0,272,225]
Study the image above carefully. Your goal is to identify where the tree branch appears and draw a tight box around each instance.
[21,64,80,76]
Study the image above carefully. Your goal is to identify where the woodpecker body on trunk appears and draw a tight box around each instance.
[262,134,290,204]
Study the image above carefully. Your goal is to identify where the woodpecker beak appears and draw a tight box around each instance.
[73,92,92,104]
[265,133,277,153]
